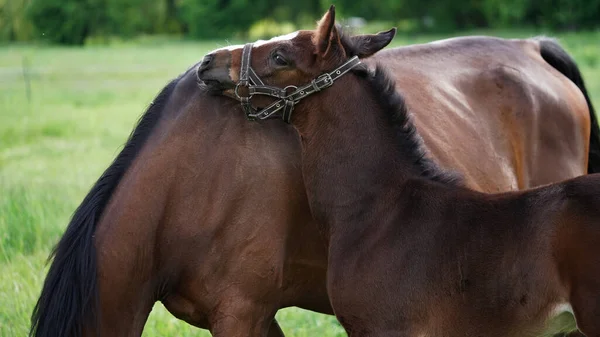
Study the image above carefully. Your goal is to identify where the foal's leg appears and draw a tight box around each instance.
[571,286,600,337]
[559,186,600,337]
[566,222,600,336]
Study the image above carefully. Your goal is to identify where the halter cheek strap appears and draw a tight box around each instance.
[233,43,362,123]
[236,43,264,118]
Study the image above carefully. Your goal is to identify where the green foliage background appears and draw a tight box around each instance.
[1,0,600,45]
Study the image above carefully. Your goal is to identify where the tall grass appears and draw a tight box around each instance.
[0,30,598,336]
[0,182,68,261]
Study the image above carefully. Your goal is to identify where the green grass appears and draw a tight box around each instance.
[0,29,599,336]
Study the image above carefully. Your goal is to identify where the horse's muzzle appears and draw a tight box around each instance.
[197,52,235,92]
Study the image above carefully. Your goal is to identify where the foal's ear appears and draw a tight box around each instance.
[349,28,397,58]
[314,5,343,57]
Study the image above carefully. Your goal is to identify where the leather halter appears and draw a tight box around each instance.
[233,43,361,123]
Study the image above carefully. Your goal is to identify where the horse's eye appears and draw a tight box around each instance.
[273,53,288,66]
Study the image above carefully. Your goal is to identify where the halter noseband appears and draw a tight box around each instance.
[233,43,361,123]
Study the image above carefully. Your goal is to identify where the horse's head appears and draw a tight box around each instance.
[197,5,396,121]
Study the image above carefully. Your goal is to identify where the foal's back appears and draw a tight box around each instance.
[334,174,600,336]
[370,36,590,192]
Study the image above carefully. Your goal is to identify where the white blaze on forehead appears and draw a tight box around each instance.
[254,31,299,47]
[208,31,299,54]
[209,44,244,53]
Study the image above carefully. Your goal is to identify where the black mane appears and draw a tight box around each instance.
[357,64,462,185]
[30,74,181,337]
[337,26,460,184]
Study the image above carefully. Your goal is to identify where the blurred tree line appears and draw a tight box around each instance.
[1,0,599,45]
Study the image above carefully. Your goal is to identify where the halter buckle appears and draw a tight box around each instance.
[315,73,334,91]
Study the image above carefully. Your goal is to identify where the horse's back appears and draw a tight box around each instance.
[370,36,589,192]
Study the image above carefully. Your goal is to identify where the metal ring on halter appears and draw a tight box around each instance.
[282,85,298,97]
[234,83,254,101]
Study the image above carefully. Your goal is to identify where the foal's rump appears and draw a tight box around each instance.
[546,173,600,336]
[369,36,593,192]
[368,176,599,337]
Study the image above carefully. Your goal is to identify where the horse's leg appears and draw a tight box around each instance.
[158,247,291,337]
[95,252,156,337]
[210,316,285,337]
[93,219,158,336]
[163,291,283,337]
[208,297,280,337]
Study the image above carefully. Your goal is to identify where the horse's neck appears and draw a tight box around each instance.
[297,80,416,237]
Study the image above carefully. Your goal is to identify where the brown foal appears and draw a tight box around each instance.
[200,6,600,336]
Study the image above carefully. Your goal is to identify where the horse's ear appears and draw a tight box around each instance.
[314,5,342,57]
[349,28,397,58]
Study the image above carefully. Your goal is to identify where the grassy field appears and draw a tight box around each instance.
[1,29,599,336]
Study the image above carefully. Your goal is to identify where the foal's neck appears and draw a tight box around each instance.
[296,68,451,237]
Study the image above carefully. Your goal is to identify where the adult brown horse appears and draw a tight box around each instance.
[32,9,599,337]
[30,66,325,336]
[200,6,600,336]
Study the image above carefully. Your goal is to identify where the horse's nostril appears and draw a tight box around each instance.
[200,54,215,70]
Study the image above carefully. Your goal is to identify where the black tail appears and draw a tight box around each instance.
[29,78,179,337]
[536,37,600,174]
